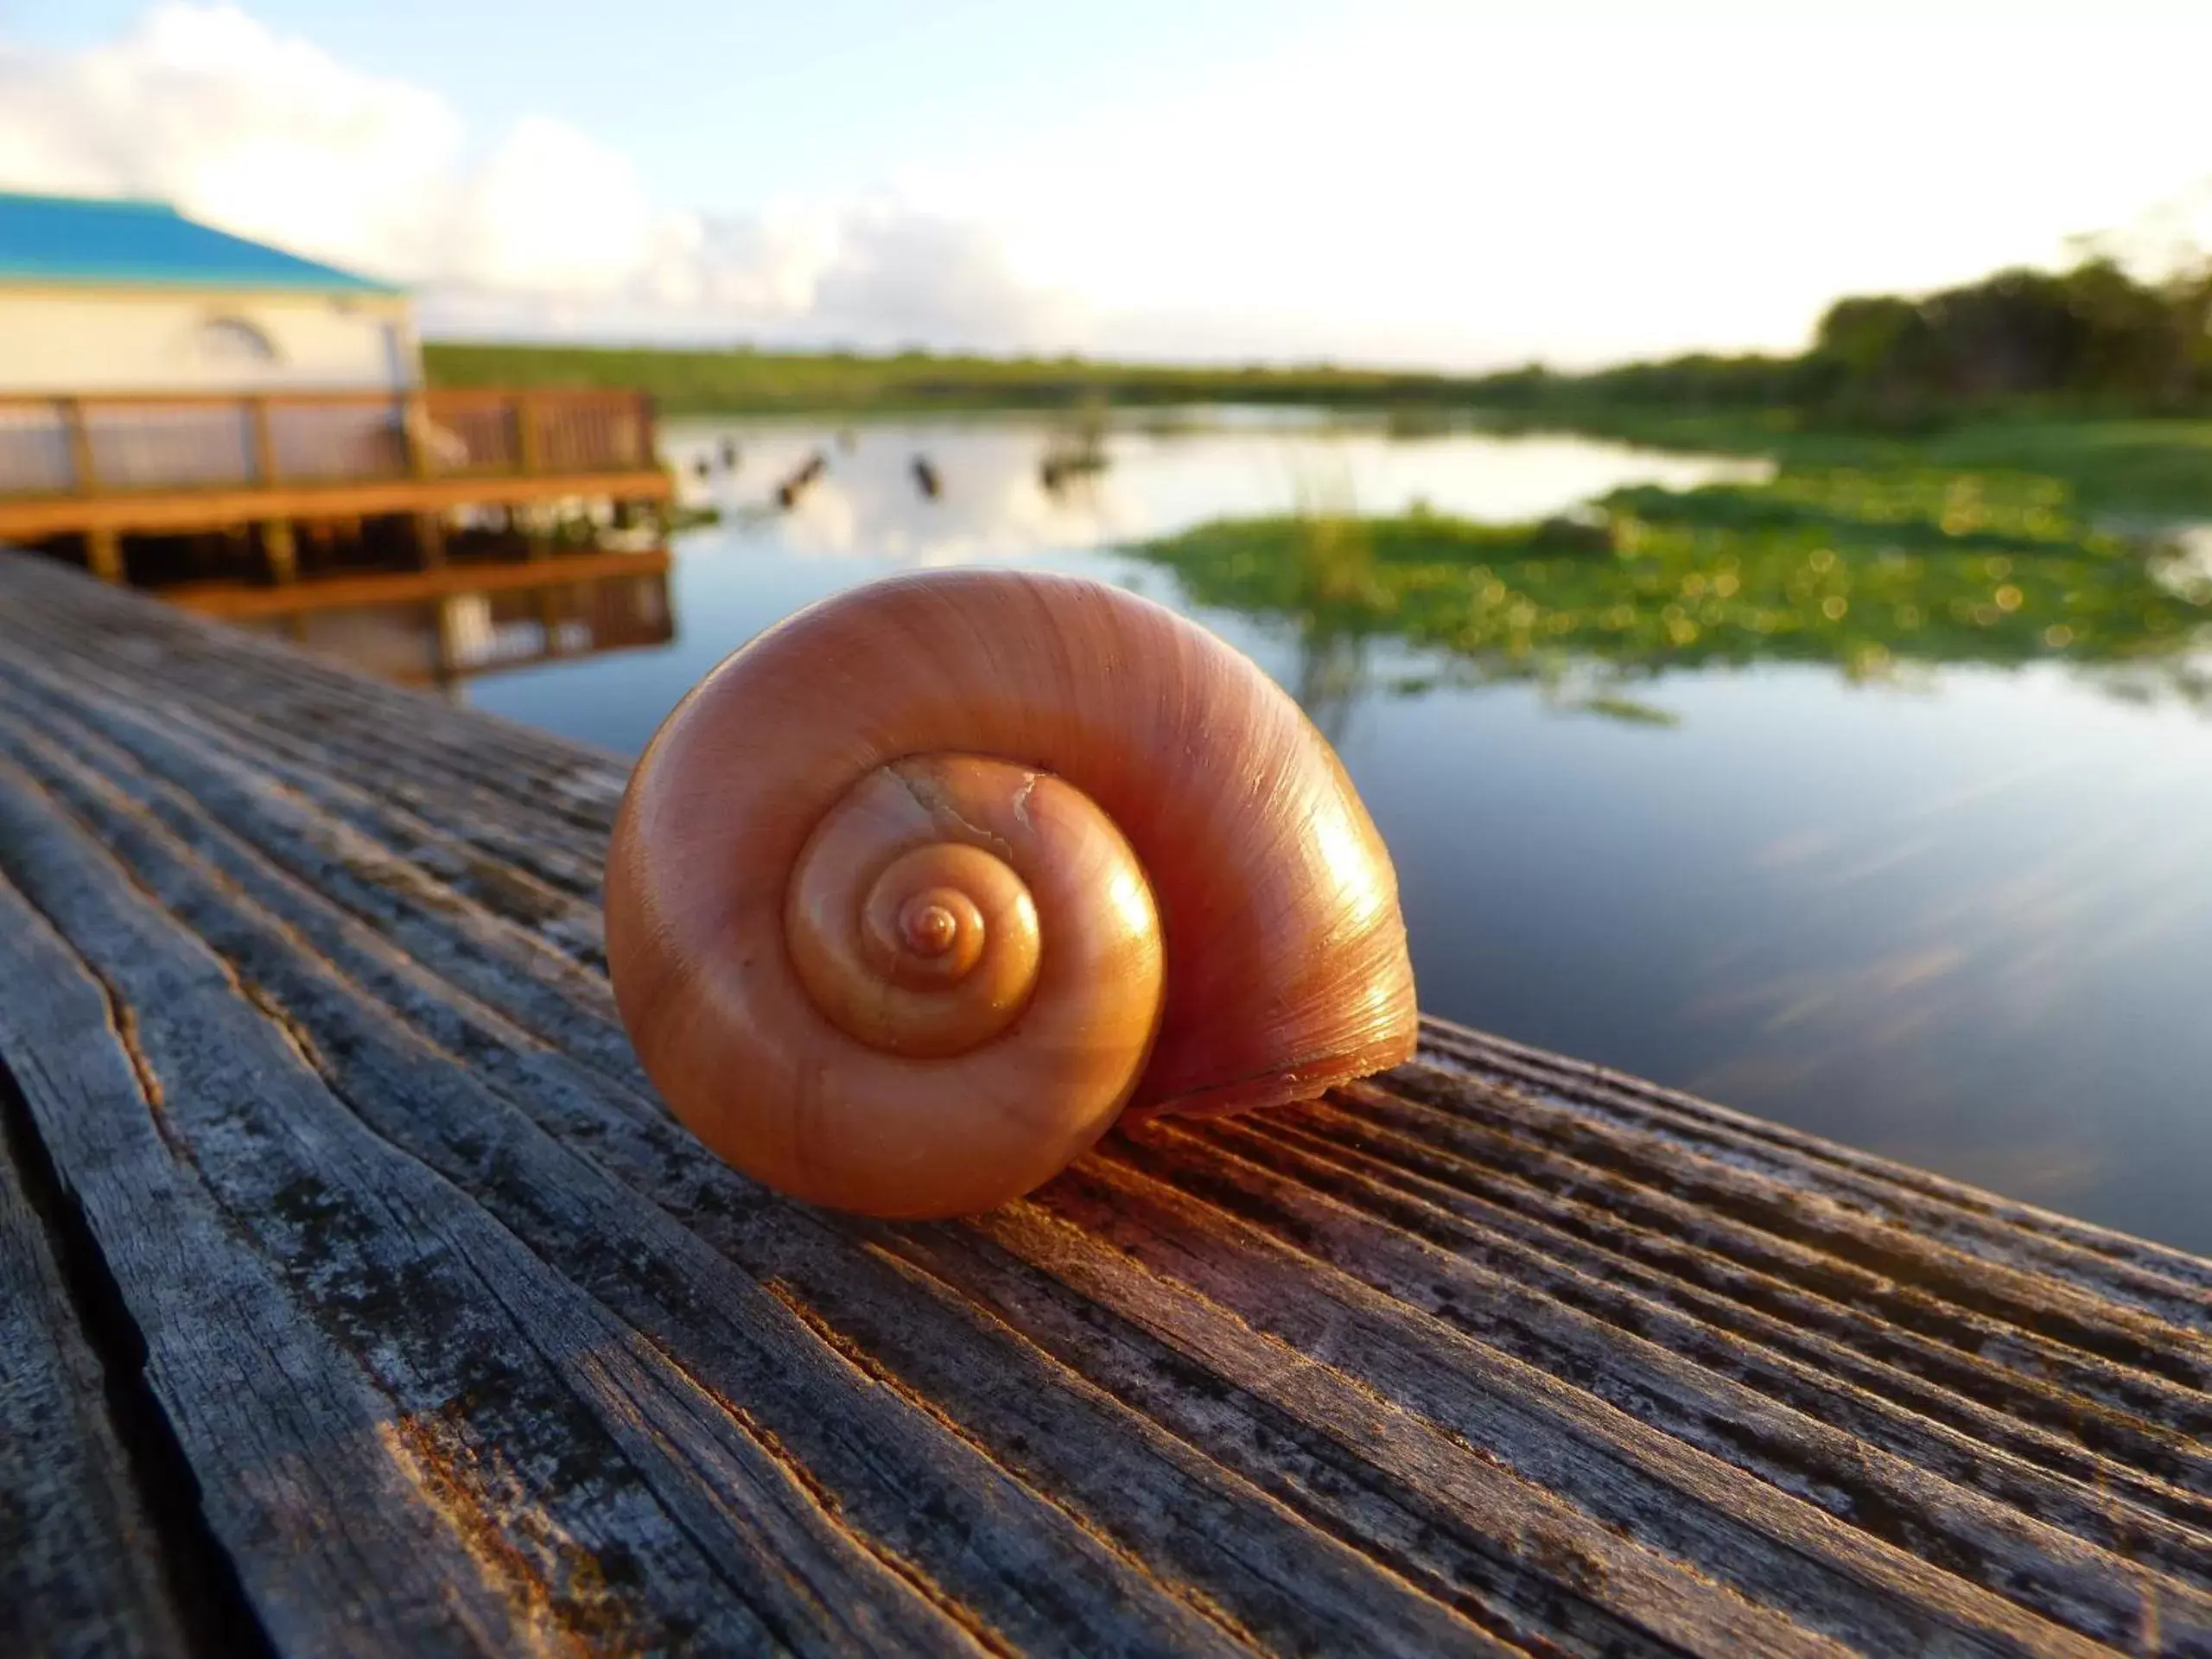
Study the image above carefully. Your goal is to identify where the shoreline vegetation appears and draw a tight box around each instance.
[428,247,2212,517]
[423,340,1482,415]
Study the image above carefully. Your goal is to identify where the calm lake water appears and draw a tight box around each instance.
[360,408,2212,1255]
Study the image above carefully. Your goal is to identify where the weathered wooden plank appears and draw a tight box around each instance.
[0,650,620,1019]
[1363,1064,2212,1426]
[1413,1023,2212,1318]
[0,763,1181,1657]
[0,864,543,1656]
[0,663,1520,1655]
[2,548,2210,1659]
[0,567,628,833]
[1096,1128,2212,1611]
[0,1069,186,1659]
[1232,1096,2212,1527]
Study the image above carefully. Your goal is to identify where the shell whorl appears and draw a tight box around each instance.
[784,751,1163,1066]
[605,569,1418,1218]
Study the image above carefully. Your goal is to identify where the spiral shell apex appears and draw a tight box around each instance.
[604,569,1418,1219]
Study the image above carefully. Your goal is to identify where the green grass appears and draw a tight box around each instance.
[1135,470,2212,696]
[423,340,1480,416]
[1476,407,2212,518]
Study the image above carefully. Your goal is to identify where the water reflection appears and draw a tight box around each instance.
[213,562,676,693]
[661,408,1769,569]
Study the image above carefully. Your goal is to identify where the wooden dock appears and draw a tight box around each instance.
[0,550,2206,1657]
[0,389,671,586]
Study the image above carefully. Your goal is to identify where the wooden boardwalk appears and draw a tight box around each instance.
[0,549,2206,1658]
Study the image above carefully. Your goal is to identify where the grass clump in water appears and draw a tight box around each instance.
[1137,467,2212,697]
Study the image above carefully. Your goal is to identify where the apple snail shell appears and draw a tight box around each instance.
[604,569,1417,1218]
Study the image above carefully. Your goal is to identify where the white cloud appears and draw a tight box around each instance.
[3,3,2208,369]
[441,116,661,297]
[806,212,1090,352]
[0,3,1087,352]
[0,4,461,283]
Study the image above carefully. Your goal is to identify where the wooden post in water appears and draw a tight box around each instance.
[429,594,465,691]
[413,511,447,570]
[260,520,298,585]
[512,501,551,561]
[84,527,123,583]
[536,583,566,653]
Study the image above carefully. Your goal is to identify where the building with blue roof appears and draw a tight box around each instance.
[0,190,420,394]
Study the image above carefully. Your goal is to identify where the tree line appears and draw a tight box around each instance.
[428,248,2212,430]
[1468,255,2212,427]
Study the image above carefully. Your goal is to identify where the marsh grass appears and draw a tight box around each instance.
[1139,464,2212,714]
[1481,409,2212,518]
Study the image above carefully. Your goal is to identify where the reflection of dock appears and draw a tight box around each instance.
[166,546,676,691]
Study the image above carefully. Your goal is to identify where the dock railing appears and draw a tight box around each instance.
[0,387,658,499]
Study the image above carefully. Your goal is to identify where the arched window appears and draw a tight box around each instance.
[193,315,281,365]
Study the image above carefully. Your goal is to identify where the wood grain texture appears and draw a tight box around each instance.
[0,547,2207,1657]
[0,1065,187,1658]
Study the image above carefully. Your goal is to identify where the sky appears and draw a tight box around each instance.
[2,0,2209,369]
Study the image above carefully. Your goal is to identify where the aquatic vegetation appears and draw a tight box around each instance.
[1039,394,1113,490]
[1475,410,2212,518]
[1137,467,2212,705]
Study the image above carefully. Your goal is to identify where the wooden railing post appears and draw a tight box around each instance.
[248,397,279,486]
[515,394,541,476]
[61,398,119,578]
[403,392,434,480]
[60,397,98,494]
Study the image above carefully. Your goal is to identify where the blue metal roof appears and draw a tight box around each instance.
[0,191,402,296]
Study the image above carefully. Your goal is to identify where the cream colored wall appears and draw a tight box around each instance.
[0,288,421,394]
